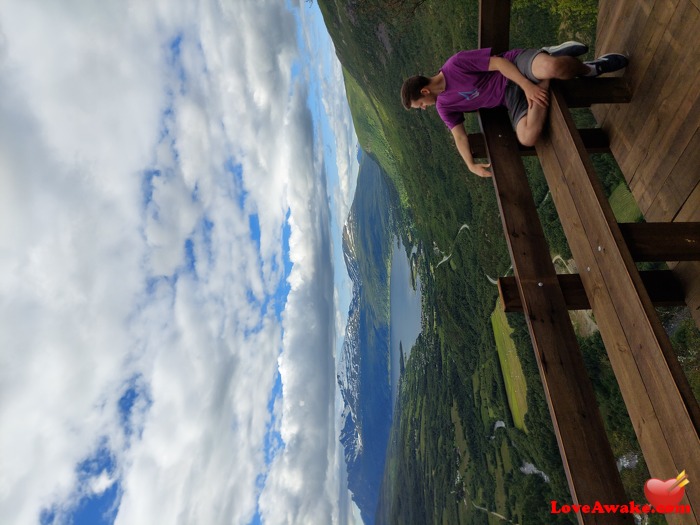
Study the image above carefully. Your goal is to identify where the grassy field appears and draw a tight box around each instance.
[491,299,528,432]
[608,181,643,223]
[451,401,470,474]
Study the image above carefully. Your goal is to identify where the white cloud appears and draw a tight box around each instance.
[323,57,360,226]
[0,0,357,524]
[257,84,338,525]
[89,472,116,496]
[297,4,359,228]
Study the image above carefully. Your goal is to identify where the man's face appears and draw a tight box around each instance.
[411,92,436,110]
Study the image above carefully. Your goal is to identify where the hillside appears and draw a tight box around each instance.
[317,1,685,524]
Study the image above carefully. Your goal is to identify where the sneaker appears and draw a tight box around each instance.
[584,53,629,76]
[542,41,588,57]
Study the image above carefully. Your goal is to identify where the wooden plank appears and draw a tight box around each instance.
[623,0,679,96]
[596,0,652,59]
[479,107,632,524]
[626,13,700,208]
[593,0,680,155]
[677,177,700,222]
[612,43,677,175]
[559,78,632,107]
[620,222,700,261]
[536,85,700,523]
[467,128,609,159]
[630,83,700,221]
[595,0,619,53]
[621,4,700,188]
[676,182,700,326]
[478,0,510,53]
[499,270,686,312]
[647,128,700,222]
[593,0,654,126]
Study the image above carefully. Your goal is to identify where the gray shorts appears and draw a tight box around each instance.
[504,48,545,128]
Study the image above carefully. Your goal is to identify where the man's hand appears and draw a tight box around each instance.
[489,56,550,109]
[523,82,549,109]
[468,162,492,178]
[452,125,493,178]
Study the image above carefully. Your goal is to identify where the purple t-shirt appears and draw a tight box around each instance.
[437,48,523,129]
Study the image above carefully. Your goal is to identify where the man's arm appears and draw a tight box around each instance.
[450,124,491,178]
[489,56,548,108]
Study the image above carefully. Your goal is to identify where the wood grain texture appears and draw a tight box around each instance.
[536,85,700,523]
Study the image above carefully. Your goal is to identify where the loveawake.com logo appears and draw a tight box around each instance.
[551,471,692,516]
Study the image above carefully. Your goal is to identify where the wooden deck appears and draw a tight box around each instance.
[592,0,700,323]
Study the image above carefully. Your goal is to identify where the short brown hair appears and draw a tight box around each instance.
[401,75,430,109]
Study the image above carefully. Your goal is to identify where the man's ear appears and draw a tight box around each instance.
[420,87,431,96]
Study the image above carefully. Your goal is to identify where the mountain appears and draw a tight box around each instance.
[337,153,398,525]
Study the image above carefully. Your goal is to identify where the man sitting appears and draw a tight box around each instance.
[401,42,628,178]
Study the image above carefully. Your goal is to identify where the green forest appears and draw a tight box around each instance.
[316,0,700,523]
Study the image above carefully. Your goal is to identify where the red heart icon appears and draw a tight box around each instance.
[644,478,686,509]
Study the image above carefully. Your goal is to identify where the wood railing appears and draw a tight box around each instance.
[535,84,700,524]
[476,1,700,523]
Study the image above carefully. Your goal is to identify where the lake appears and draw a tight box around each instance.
[389,237,422,404]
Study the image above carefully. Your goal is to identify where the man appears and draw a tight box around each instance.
[401,42,628,178]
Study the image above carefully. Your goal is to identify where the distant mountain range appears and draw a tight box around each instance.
[337,153,398,525]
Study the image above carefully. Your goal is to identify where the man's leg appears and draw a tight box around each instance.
[515,79,550,147]
[531,54,589,80]
[531,51,630,80]
[541,41,588,57]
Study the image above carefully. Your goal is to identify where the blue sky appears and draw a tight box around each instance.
[0,1,359,524]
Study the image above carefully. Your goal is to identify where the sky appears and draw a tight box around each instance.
[0,1,361,524]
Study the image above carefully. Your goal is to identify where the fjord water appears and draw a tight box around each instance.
[389,237,421,404]
[338,152,425,524]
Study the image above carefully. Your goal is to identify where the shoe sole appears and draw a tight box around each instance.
[543,41,589,57]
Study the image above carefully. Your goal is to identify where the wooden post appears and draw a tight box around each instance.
[620,222,700,261]
[498,270,686,312]
[559,77,632,107]
[478,0,510,54]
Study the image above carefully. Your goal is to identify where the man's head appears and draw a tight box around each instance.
[401,75,435,110]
